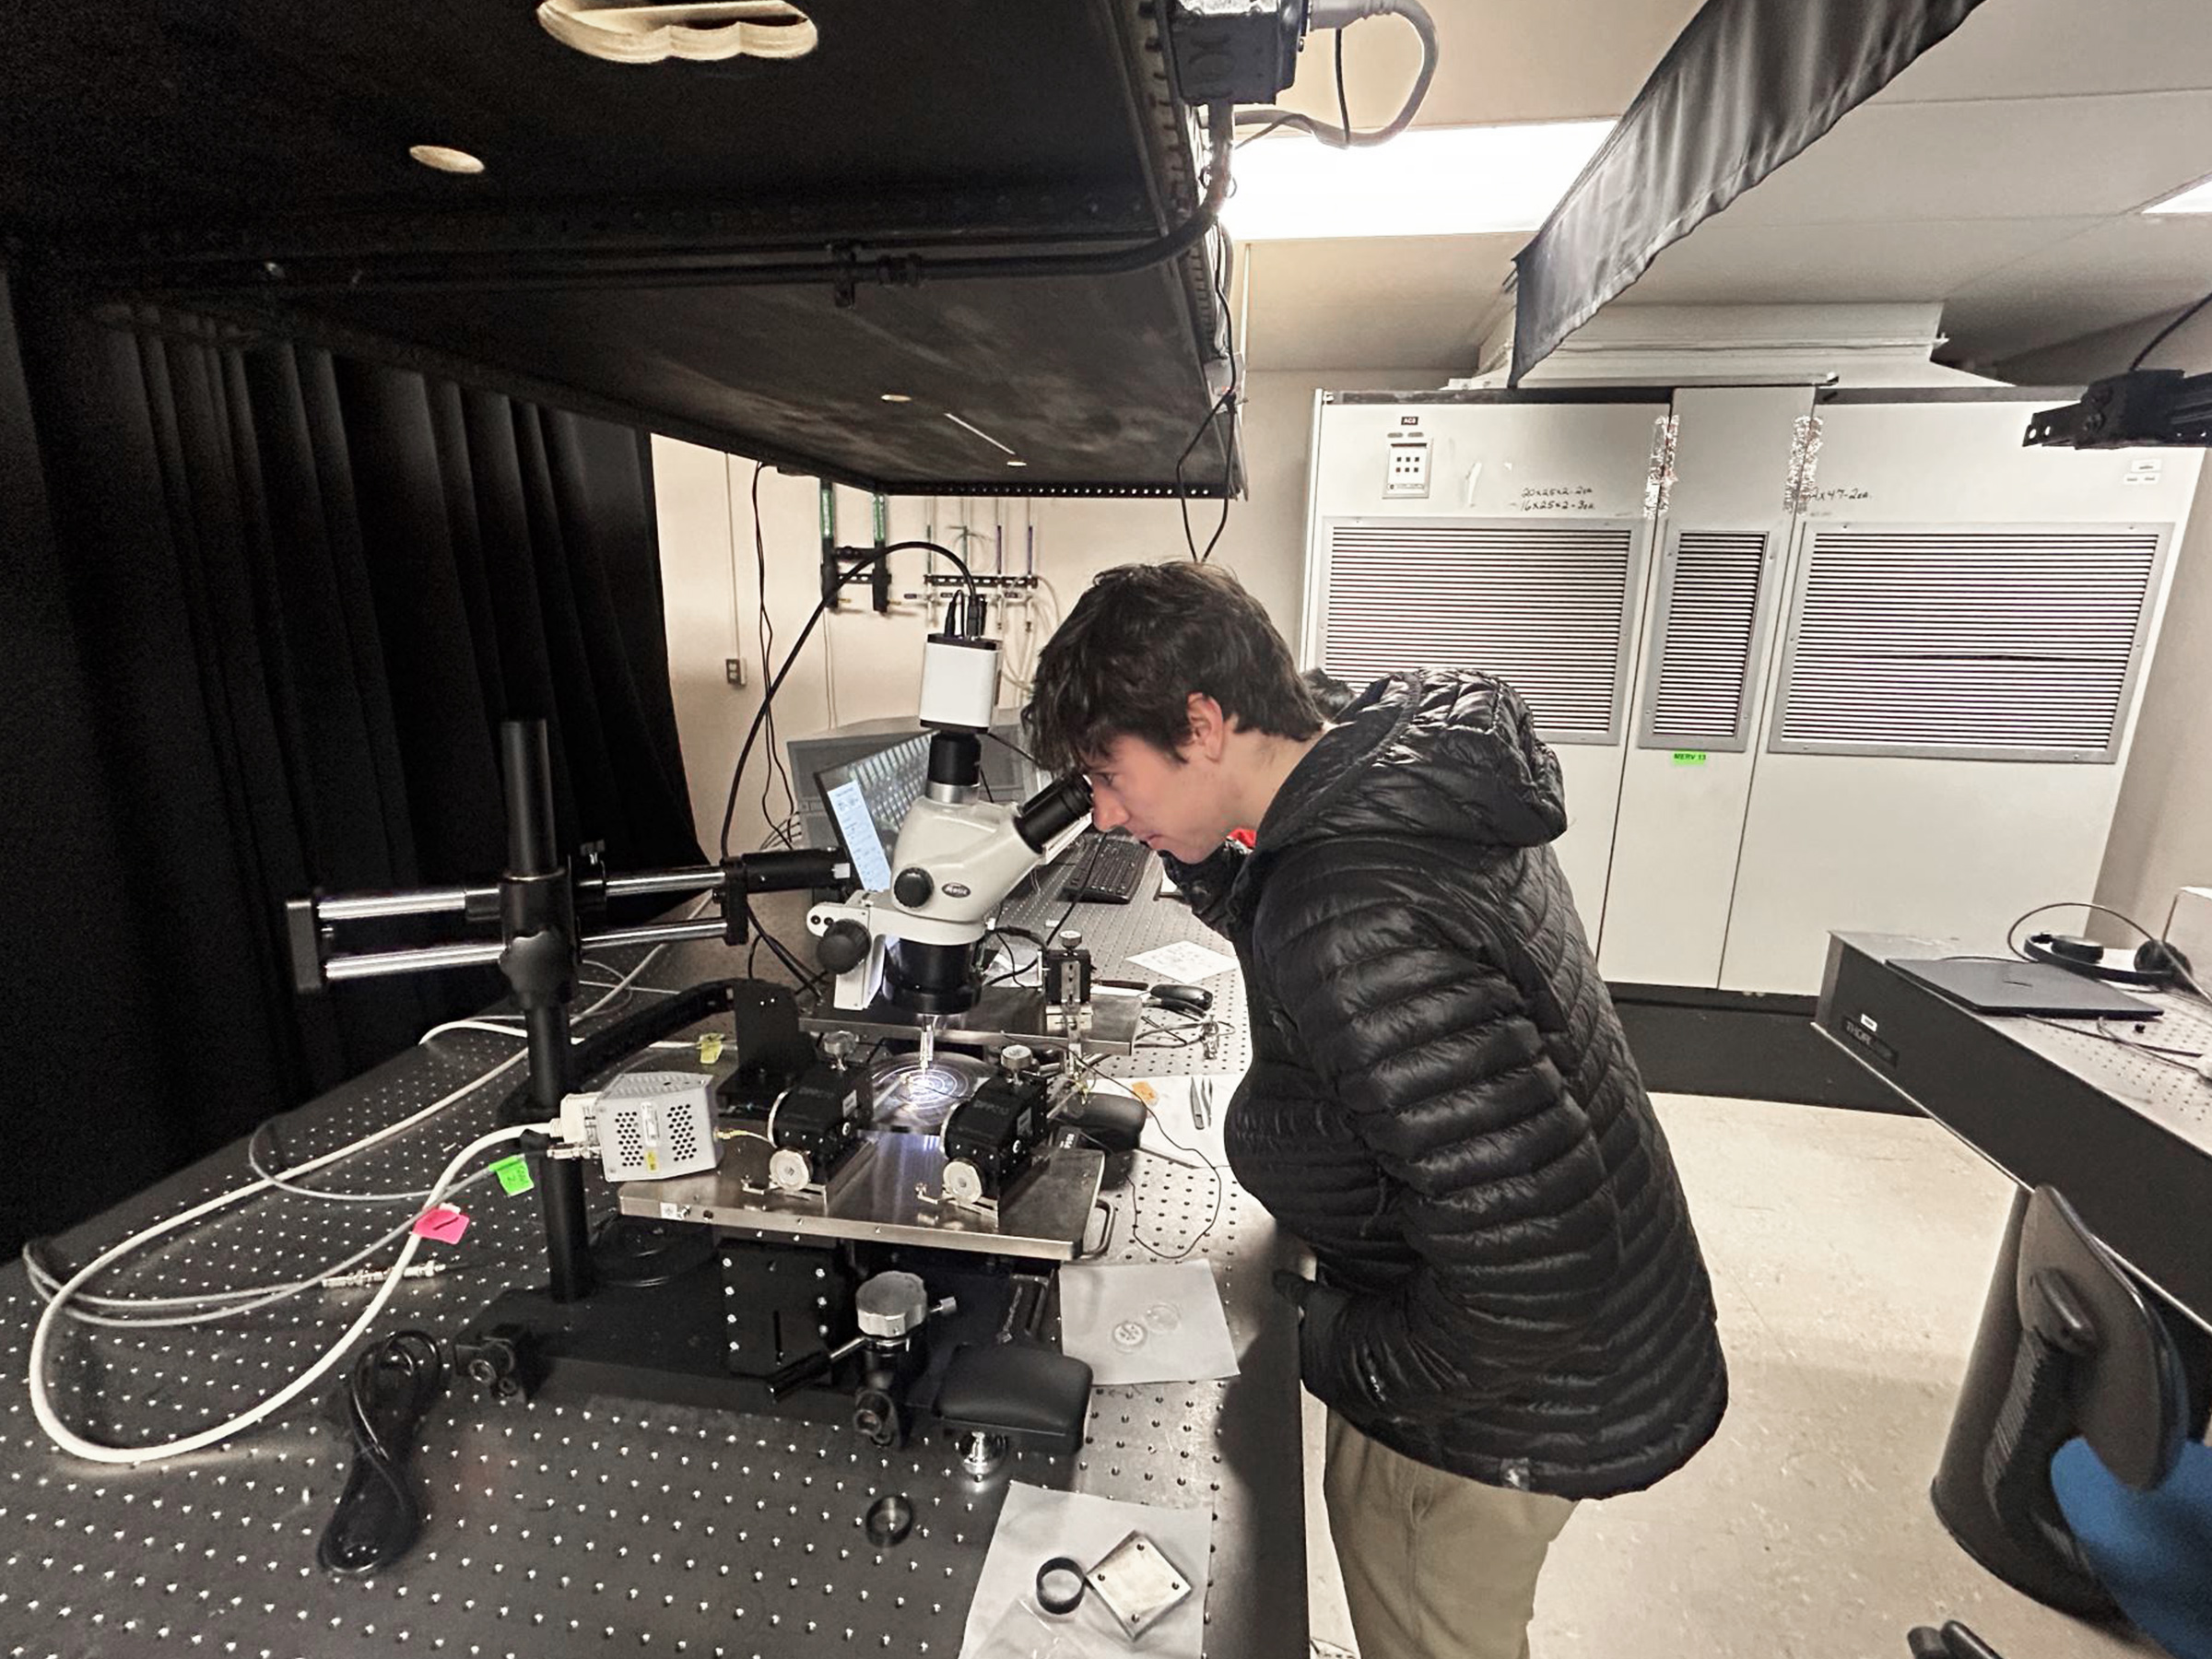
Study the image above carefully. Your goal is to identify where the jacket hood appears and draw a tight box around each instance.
[1257,669,1568,857]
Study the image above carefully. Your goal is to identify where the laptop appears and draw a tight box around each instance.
[1890,957,2162,1018]
[812,734,931,894]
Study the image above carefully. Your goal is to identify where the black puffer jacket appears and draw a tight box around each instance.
[1172,670,1726,1500]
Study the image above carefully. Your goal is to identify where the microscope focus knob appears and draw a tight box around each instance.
[818,919,871,973]
[893,866,934,908]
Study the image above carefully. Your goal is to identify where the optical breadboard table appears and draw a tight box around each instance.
[1815,929,2212,1597]
[1815,931,2212,1325]
[0,864,1302,1657]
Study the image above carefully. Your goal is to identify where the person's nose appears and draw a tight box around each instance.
[1090,789,1128,833]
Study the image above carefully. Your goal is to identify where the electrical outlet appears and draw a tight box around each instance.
[725,658,748,688]
[1384,435,1430,499]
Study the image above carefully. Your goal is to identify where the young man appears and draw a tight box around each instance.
[1025,562,1727,1659]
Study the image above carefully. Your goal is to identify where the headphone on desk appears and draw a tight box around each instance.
[2021,931,2184,990]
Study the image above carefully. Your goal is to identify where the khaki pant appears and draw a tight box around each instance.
[1323,1411,1578,1659]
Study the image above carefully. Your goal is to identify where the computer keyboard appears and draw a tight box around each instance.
[1054,833,1153,904]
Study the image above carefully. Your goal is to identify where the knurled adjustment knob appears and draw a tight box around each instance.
[894,866,934,908]
[818,919,870,973]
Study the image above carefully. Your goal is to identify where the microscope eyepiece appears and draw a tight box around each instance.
[1014,774,1092,853]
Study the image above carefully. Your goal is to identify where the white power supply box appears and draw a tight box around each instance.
[586,1071,720,1182]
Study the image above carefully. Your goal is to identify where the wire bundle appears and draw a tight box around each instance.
[23,938,685,1465]
[316,1331,448,1576]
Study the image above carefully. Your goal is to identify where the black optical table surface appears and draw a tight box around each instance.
[0,866,1304,1656]
[1815,931,2212,1328]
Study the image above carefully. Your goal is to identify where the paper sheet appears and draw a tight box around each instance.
[1129,1075,1233,1170]
[960,1483,1212,1659]
[967,1600,1124,1659]
[1056,1260,1239,1387]
[1123,941,1238,984]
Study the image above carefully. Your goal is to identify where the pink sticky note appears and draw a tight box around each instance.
[411,1206,470,1244]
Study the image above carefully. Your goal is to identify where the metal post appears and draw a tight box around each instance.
[500,720,593,1302]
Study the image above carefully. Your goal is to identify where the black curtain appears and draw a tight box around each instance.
[0,269,703,1257]
[1510,0,1987,383]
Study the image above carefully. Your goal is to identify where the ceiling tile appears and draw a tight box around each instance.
[1716,89,2212,227]
[1948,212,2212,296]
[1881,0,2212,101]
[1627,216,2091,304]
[1242,234,1520,371]
[1938,292,2201,362]
[1267,0,1702,130]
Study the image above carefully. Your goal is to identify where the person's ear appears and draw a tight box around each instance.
[1183,693,1230,763]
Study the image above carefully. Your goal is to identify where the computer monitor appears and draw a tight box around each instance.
[786,712,1041,854]
[812,734,932,893]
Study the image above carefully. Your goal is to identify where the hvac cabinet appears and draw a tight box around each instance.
[1300,393,1670,920]
[1303,387,2199,996]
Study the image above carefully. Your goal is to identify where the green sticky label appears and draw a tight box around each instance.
[1671,750,1709,767]
[491,1156,534,1196]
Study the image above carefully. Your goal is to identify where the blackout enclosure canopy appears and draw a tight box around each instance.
[0,0,1237,496]
[1511,0,1988,384]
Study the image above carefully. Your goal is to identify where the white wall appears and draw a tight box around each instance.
[653,366,1452,855]
[2000,308,2212,940]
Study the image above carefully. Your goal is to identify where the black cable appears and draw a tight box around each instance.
[1177,229,1239,562]
[717,539,976,858]
[1135,1008,1214,1050]
[983,728,1044,770]
[2005,900,2168,964]
[317,1331,446,1576]
[982,928,1045,989]
[1231,4,1439,149]
[2094,1016,2206,1059]
[1130,1123,1224,1262]
[236,107,1236,300]
[1198,238,1237,564]
[752,462,800,839]
[1177,117,1240,560]
[1068,1064,1225,1262]
[2131,288,2212,371]
[989,841,1102,988]
[744,894,825,995]
[2016,1012,2206,1073]
[490,980,735,1124]
[587,1213,703,1288]
[1335,27,1353,146]
[2002,899,2211,1013]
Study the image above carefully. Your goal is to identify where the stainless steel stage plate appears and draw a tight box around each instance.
[618,1135,1105,1261]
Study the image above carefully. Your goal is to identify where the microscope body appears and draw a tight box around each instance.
[806,625,1088,1017]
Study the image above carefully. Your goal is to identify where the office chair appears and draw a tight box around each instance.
[1967,1184,2212,1657]
[2023,1187,2212,1658]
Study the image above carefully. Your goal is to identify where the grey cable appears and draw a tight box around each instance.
[1233,0,1437,149]
[23,1165,500,1328]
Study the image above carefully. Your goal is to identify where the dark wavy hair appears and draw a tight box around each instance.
[1023,562,1324,771]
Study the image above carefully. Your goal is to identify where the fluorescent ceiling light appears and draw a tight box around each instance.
[1221,120,1613,241]
[2143,173,2212,215]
